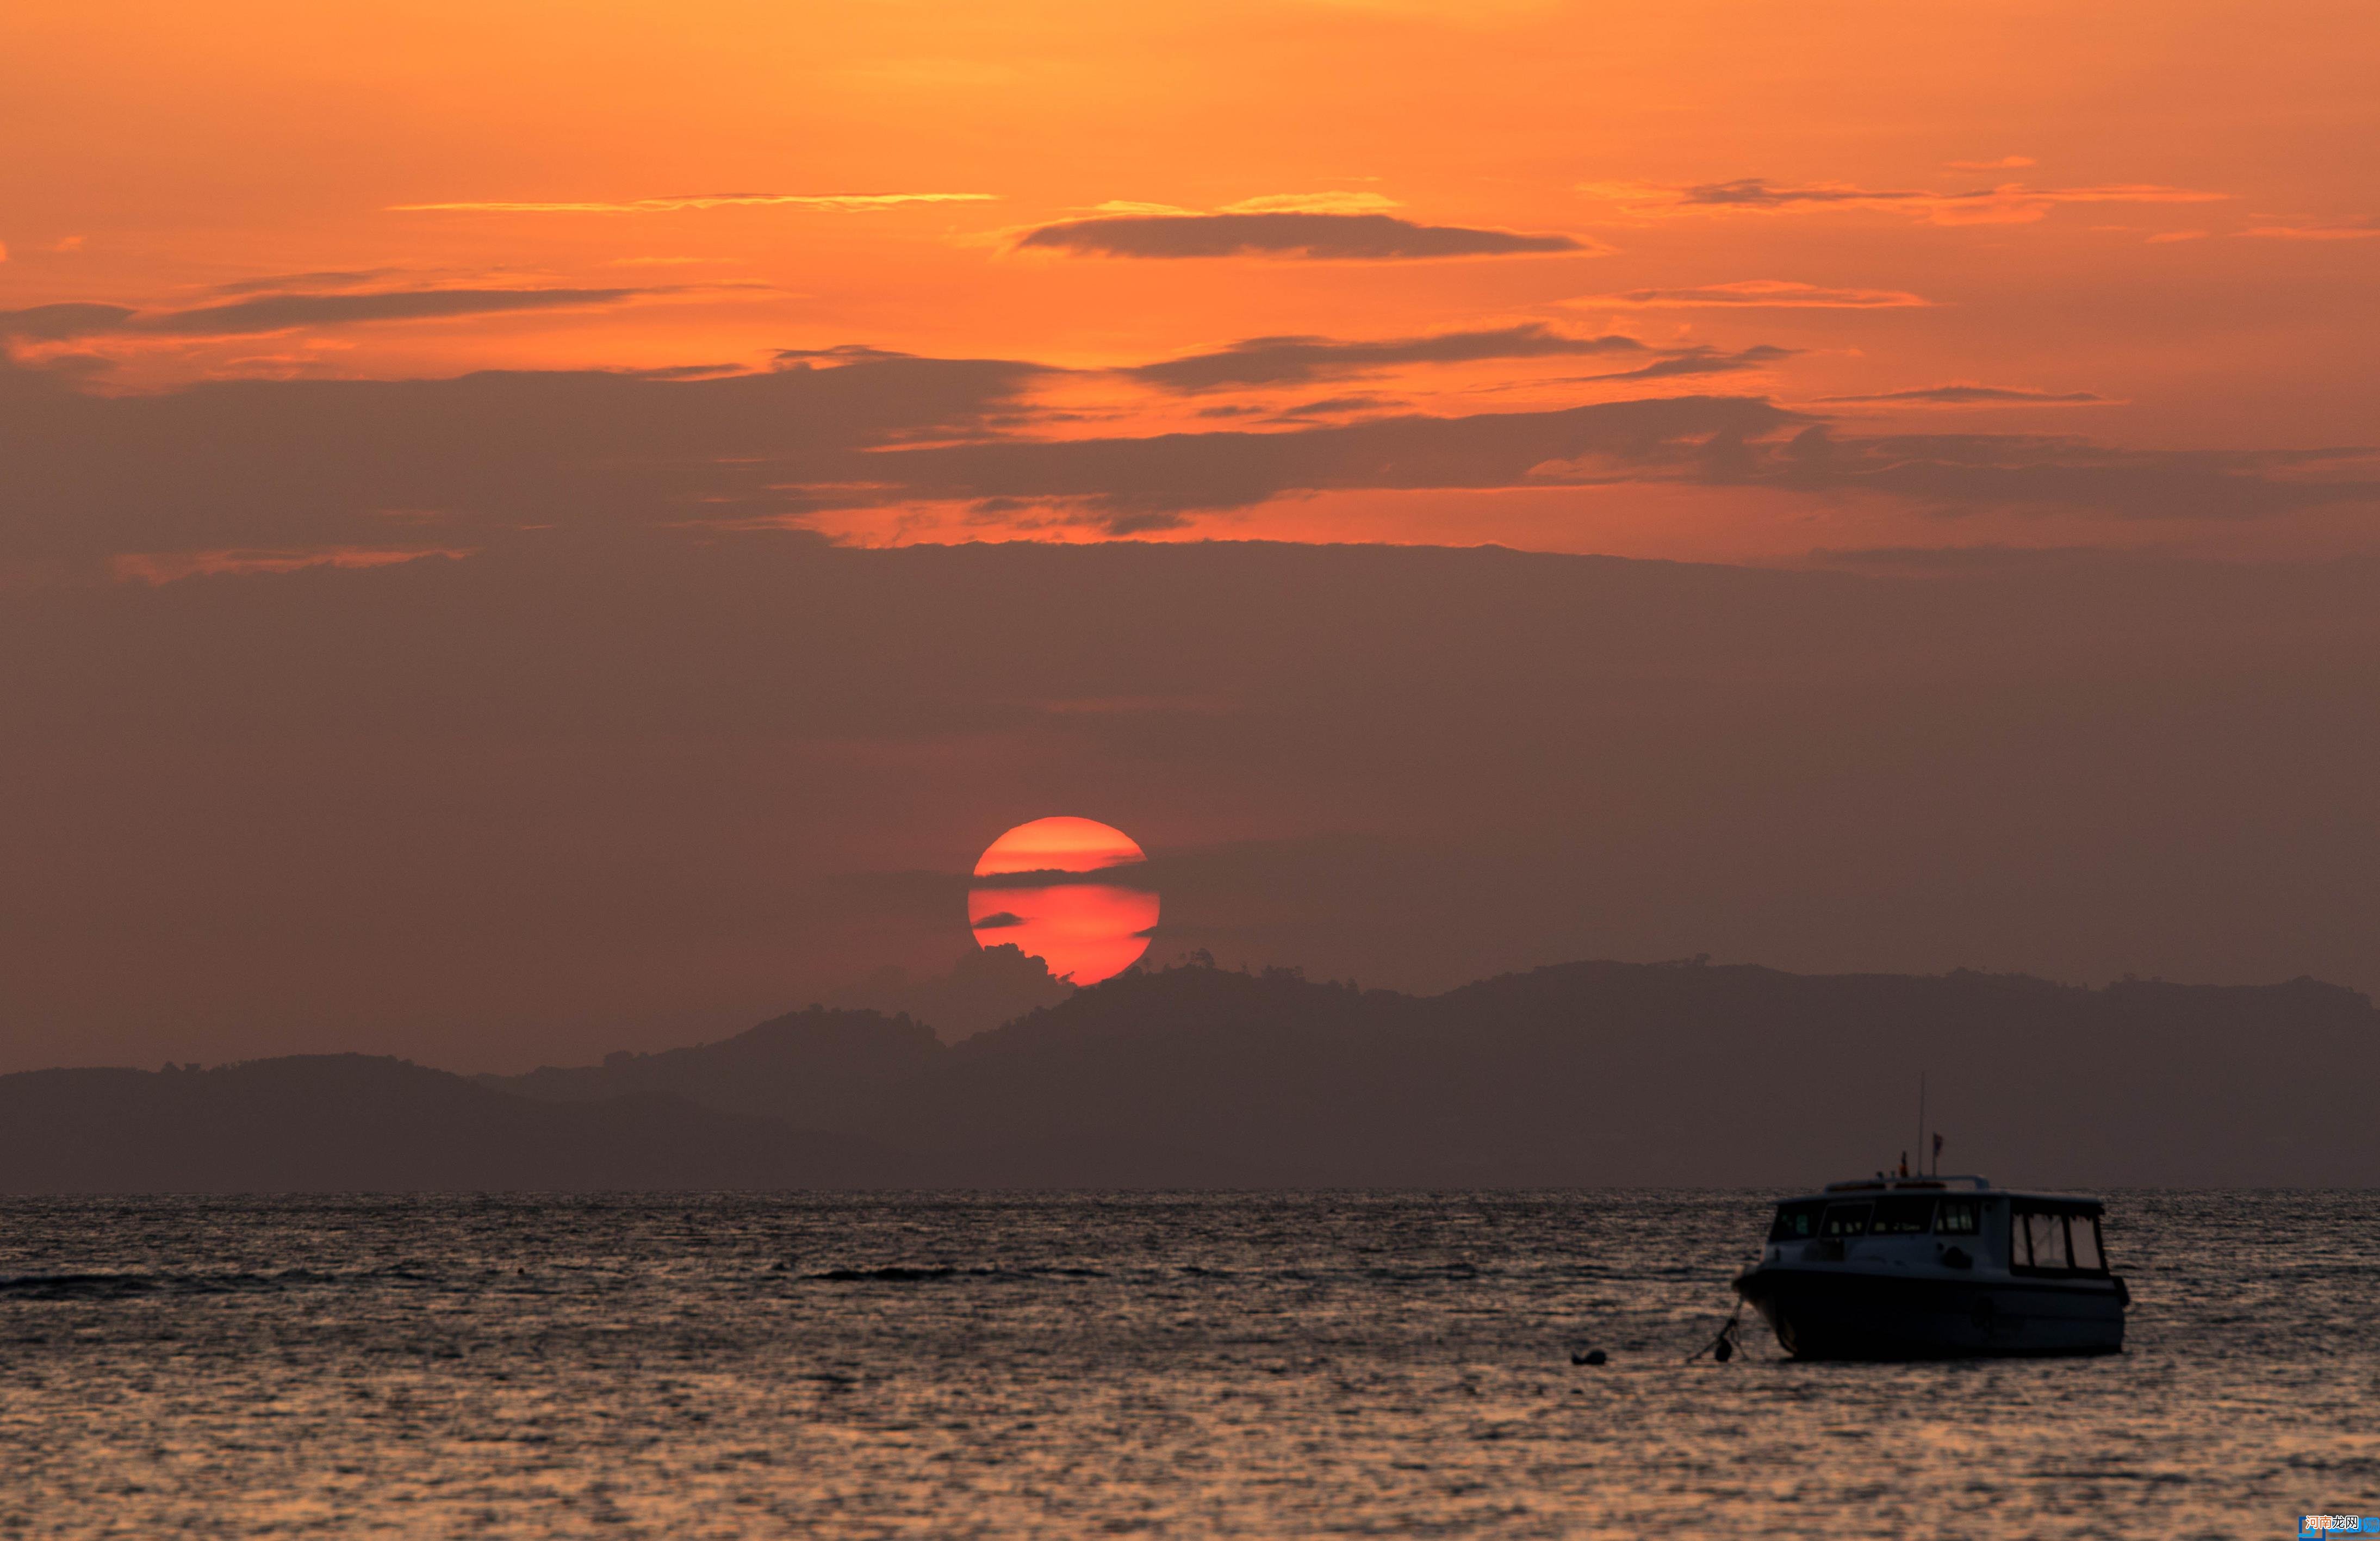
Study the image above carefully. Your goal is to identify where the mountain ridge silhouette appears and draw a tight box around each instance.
[5,958,2370,1192]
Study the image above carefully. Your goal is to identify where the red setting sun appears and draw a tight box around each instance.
[968,817,1159,985]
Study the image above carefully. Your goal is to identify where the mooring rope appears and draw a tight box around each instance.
[1685,1302,1744,1363]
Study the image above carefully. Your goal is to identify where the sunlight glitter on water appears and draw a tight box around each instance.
[1,1191,2372,1537]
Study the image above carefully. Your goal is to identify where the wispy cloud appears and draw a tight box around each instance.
[0,285,719,341]
[1569,280,1934,309]
[1126,324,1644,392]
[207,269,409,296]
[1298,0,1561,17]
[1587,344,1798,381]
[1807,544,2144,573]
[1816,385,2109,407]
[1273,394,1402,418]
[1765,428,2376,521]
[1217,191,1402,215]
[109,546,473,585]
[1017,211,1598,260]
[1581,177,2226,226]
[0,302,135,340]
[1075,194,1401,220]
[1944,156,2036,171]
[2241,215,2380,241]
[390,192,997,214]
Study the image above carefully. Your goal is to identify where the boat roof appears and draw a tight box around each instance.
[1777,1176,2106,1208]
[1823,1175,1993,1192]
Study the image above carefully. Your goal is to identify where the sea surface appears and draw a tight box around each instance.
[0,1191,2371,1538]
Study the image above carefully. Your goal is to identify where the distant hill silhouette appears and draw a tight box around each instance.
[866,961,2380,1188]
[0,1054,908,1194]
[5,959,2373,1192]
[811,943,1074,1042]
[479,1006,941,1126]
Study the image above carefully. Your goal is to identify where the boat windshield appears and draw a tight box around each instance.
[1935,1198,1979,1235]
[1871,1196,1935,1234]
[1768,1200,1825,1241]
[1821,1202,1872,1238]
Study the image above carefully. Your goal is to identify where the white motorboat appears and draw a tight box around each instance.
[1730,1176,2129,1358]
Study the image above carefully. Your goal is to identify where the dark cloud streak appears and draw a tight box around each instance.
[0,303,138,340]
[1586,177,2226,225]
[866,395,1804,527]
[1126,325,1645,392]
[1586,344,1798,382]
[0,351,1047,568]
[1818,385,2108,406]
[3,343,2370,571]
[2,286,685,341]
[1018,212,1591,260]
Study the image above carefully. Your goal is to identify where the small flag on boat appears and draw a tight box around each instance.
[1932,1132,1943,1161]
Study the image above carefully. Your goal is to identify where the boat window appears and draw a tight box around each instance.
[2023,1210,2069,1270]
[1821,1202,1872,1238]
[1768,1201,1825,1241]
[1871,1196,1935,1234]
[1934,1198,1979,1235]
[2069,1214,2104,1272]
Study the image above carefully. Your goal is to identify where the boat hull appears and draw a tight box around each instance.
[1732,1265,2126,1359]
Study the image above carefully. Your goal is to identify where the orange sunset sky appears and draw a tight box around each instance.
[5,1,2375,570]
[3,3,2378,1074]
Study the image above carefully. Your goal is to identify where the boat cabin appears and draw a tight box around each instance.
[1734,1175,2128,1357]
[1761,1177,2111,1277]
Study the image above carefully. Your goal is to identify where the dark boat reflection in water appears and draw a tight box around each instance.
[1732,1177,2129,1358]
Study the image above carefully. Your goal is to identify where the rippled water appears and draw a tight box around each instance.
[1,1192,2371,1537]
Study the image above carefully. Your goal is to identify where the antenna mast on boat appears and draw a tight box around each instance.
[1918,1071,1927,1177]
